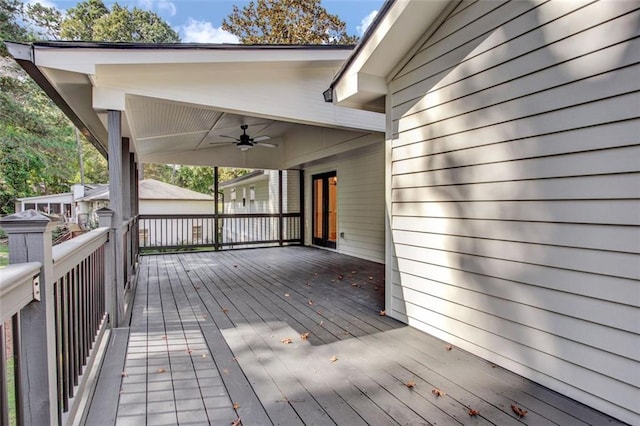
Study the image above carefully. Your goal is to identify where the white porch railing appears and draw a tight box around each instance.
[0,209,137,426]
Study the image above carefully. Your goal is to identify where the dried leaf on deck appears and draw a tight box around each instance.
[186,349,192,354]
[232,402,240,409]
[308,299,314,305]
[120,371,128,377]
[468,409,480,416]
[351,271,356,274]
[300,332,310,340]
[284,293,290,297]
[222,307,230,313]
[330,355,338,362]
[445,345,453,351]
[280,338,293,344]
[379,310,386,316]
[338,274,344,280]
[161,335,167,340]
[157,368,166,373]
[432,388,445,397]
[511,404,527,418]
[231,418,241,426]
[201,354,207,358]
[368,276,373,280]
[405,380,416,388]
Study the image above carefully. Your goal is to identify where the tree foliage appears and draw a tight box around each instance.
[61,0,179,42]
[222,0,357,45]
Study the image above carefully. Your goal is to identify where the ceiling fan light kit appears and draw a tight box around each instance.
[211,124,277,150]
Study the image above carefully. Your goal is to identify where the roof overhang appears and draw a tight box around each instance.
[330,0,453,112]
[7,42,385,169]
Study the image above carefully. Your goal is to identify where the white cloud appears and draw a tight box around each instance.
[157,0,176,17]
[357,9,378,36]
[26,0,57,8]
[181,18,239,44]
[137,0,176,17]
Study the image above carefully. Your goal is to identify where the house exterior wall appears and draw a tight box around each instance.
[305,146,384,263]
[387,1,640,423]
[138,199,215,247]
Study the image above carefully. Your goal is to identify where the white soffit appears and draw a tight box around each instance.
[333,0,452,110]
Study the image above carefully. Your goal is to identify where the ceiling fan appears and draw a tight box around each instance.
[210,124,277,151]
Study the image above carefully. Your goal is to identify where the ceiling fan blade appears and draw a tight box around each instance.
[208,141,237,145]
[253,135,271,142]
[219,135,239,140]
[254,141,278,148]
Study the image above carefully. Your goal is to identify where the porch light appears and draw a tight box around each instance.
[323,87,333,103]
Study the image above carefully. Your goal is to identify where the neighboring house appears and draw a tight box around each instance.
[331,1,639,424]
[14,183,107,225]
[16,179,215,246]
[219,169,301,244]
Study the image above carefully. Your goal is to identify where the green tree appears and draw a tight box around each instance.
[61,0,179,42]
[1,0,29,55]
[222,0,358,45]
[25,3,62,40]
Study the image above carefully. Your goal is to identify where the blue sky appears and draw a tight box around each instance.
[30,0,385,43]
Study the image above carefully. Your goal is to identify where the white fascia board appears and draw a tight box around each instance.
[333,0,451,109]
[30,45,353,75]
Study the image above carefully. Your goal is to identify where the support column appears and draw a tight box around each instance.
[0,211,61,426]
[278,170,284,246]
[214,166,220,251]
[299,169,305,245]
[108,110,126,326]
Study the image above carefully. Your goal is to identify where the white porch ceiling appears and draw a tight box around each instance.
[9,42,385,170]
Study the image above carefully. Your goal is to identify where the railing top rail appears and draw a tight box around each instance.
[52,227,109,282]
[0,261,42,322]
[139,213,301,219]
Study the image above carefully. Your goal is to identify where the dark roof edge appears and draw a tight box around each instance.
[219,170,266,187]
[326,0,395,95]
[5,41,108,159]
[26,41,356,50]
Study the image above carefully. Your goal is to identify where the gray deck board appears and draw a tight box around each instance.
[91,247,625,426]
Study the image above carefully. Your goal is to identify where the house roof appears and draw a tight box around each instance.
[6,41,384,171]
[77,179,213,201]
[138,179,213,201]
[330,0,454,112]
[219,170,268,188]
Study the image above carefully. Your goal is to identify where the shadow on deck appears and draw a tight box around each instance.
[86,247,622,426]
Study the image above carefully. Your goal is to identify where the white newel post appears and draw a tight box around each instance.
[0,210,61,426]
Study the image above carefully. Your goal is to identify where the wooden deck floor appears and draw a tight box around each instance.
[87,247,622,425]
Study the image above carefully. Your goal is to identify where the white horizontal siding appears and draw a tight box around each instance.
[388,1,640,424]
[305,147,384,263]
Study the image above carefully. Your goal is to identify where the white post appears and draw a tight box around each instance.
[0,210,61,426]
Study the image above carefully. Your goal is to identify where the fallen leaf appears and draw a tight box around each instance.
[300,332,310,340]
[284,293,290,297]
[330,355,338,362]
[468,409,480,416]
[234,265,238,268]
[379,310,386,316]
[194,286,201,290]
[445,345,453,351]
[157,368,166,373]
[280,338,293,344]
[232,402,240,409]
[231,418,241,426]
[305,283,311,287]
[223,368,229,375]
[351,271,356,274]
[308,300,314,305]
[319,320,324,327]
[405,380,416,388]
[222,307,230,313]
[331,280,336,283]
[368,276,373,280]
[120,371,128,377]
[201,354,207,358]
[161,335,167,340]
[374,286,380,291]
[351,283,359,287]
[186,349,192,354]
[337,275,344,280]
[511,404,527,418]
[432,388,445,397]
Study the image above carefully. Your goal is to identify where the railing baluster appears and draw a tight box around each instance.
[0,323,9,426]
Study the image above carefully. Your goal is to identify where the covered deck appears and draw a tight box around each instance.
[87,247,620,426]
